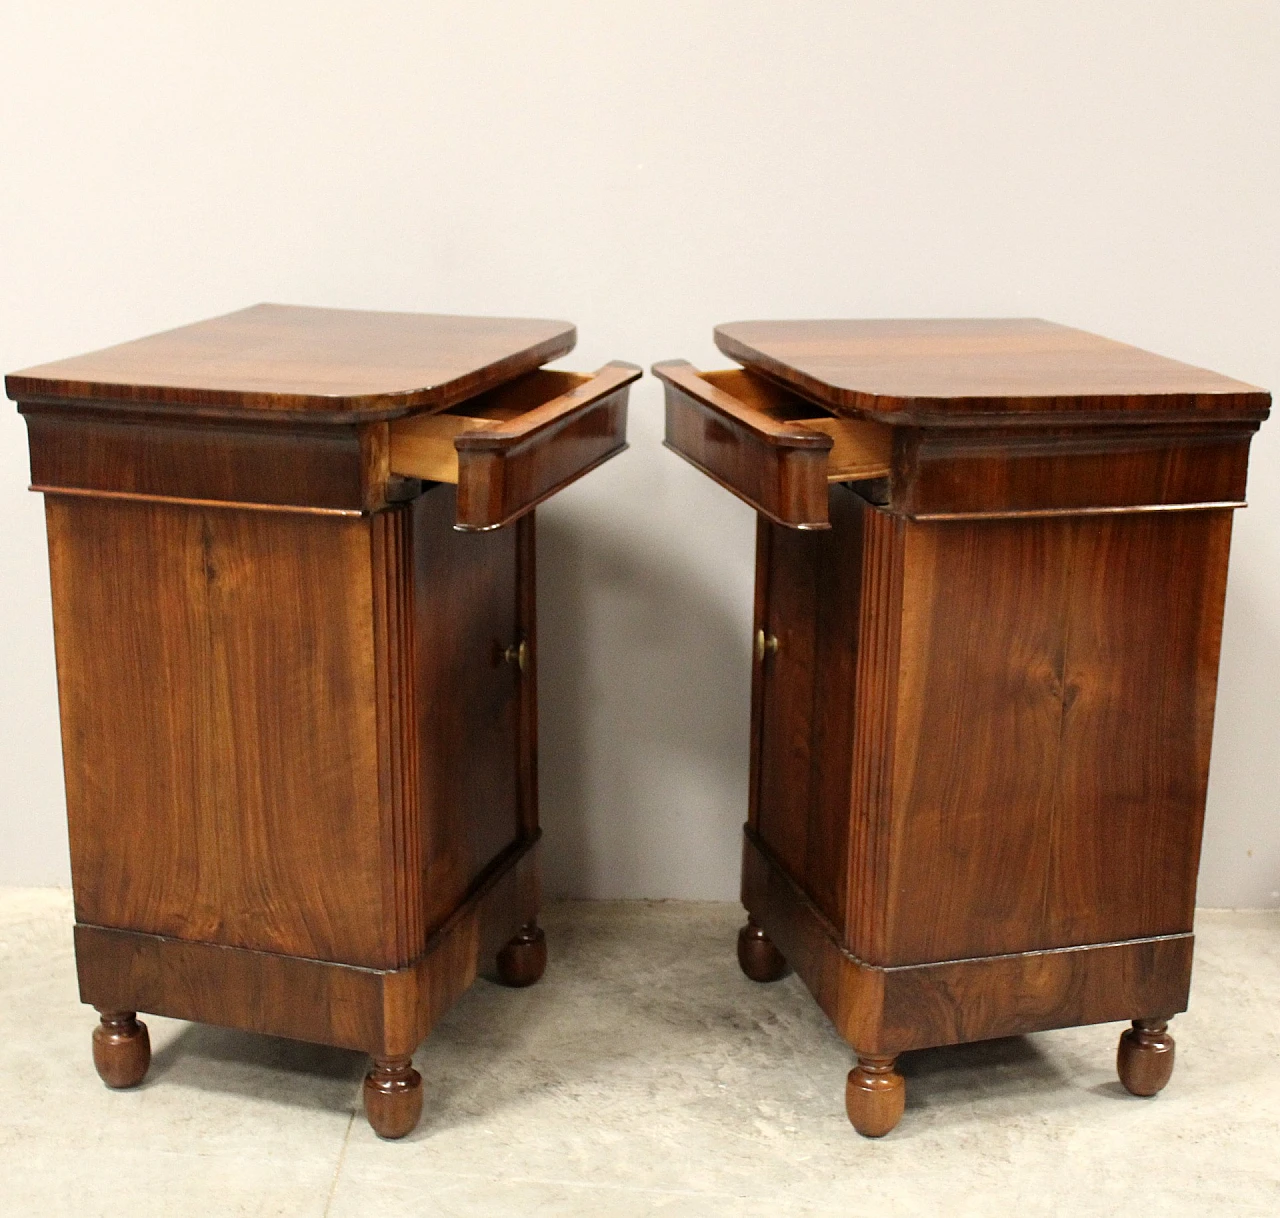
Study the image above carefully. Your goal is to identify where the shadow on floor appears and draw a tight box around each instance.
[146,1023,366,1113]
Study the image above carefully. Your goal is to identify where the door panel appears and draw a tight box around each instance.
[413,485,523,934]
[753,486,865,931]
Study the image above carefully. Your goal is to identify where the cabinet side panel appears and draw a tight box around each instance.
[48,496,391,966]
[413,485,521,935]
[48,497,204,937]
[881,508,1233,965]
[883,516,1070,965]
[1048,509,1233,943]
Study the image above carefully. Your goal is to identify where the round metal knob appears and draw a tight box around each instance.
[754,629,778,663]
[503,640,528,672]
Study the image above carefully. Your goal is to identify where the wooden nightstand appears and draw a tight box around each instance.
[8,303,639,1138]
[656,318,1269,1136]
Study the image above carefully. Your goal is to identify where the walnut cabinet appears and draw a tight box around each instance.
[656,319,1270,1136]
[8,304,639,1138]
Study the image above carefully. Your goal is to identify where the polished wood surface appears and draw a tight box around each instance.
[654,360,891,529]
[75,840,538,1059]
[7,304,575,418]
[391,361,640,530]
[10,306,634,1139]
[715,318,1269,424]
[1117,1018,1176,1097]
[882,508,1231,964]
[845,1056,905,1138]
[663,318,1268,1136]
[363,1057,423,1140]
[736,917,788,983]
[47,497,400,967]
[495,923,549,987]
[24,410,377,512]
[91,1012,151,1089]
[897,422,1253,518]
[742,829,1193,1055]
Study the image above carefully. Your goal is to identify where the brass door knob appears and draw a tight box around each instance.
[503,640,528,673]
[754,629,778,663]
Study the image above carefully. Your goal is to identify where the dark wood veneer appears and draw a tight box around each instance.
[664,317,1268,1136]
[714,318,1269,424]
[7,303,575,418]
[10,305,635,1138]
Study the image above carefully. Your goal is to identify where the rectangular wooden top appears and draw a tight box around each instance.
[714,318,1270,425]
[6,304,577,418]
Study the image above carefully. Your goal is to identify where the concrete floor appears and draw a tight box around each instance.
[1,892,1278,1216]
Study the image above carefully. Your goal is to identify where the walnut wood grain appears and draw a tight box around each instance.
[1117,1018,1176,1096]
[12,305,626,1129]
[364,1056,423,1139]
[23,409,374,511]
[413,486,524,934]
[754,488,876,929]
[75,837,539,1060]
[886,507,1232,964]
[743,829,1192,1058]
[670,316,1266,1135]
[655,360,892,529]
[715,318,1270,425]
[845,1056,904,1137]
[92,1011,151,1089]
[47,496,400,967]
[390,362,640,530]
[897,421,1255,518]
[7,304,576,419]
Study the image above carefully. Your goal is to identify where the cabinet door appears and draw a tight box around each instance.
[751,486,865,932]
[413,484,533,935]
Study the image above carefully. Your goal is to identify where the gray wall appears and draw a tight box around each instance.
[2,2,1277,905]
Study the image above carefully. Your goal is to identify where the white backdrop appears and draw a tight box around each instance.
[1,2,1276,904]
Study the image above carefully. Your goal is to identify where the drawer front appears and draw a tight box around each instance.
[389,362,639,531]
[654,361,891,530]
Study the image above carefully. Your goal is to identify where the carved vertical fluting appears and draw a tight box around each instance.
[846,503,904,964]
[372,507,424,968]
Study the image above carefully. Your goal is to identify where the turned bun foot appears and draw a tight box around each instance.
[737,916,788,982]
[364,1056,423,1139]
[1117,1018,1176,1097]
[846,1056,906,1137]
[496,922,547,987]
[92,1010,151,1089]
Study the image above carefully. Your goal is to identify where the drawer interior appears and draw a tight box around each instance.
[389,369,590,483]
[700,369,892,482]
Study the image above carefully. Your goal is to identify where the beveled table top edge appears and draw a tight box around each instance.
[6,303,579,419]
[713,317,1271,425]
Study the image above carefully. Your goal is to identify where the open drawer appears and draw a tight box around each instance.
[389,361,641,530]
[653,360,892,529]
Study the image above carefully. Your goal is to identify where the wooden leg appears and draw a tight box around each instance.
[1117,1018,1176,1097]
[363,1056,423,1139]
[92,1010,151,1089]
[495,922,547,987]
[737,916,788,982]
[846,1055,906,1137]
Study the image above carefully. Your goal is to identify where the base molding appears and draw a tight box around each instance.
[76,835,539,1058]
[741,828,1192,1056]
